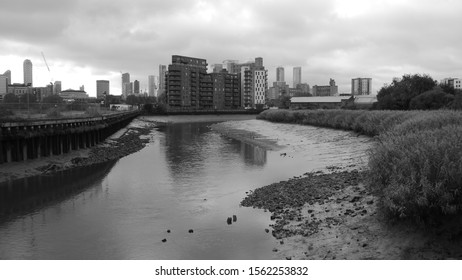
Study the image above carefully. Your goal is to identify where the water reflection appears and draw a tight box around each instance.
[163,123,267,180]
[0,161,116,222]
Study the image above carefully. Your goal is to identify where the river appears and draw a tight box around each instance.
[0,115,372,259]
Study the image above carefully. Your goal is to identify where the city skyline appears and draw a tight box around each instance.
[1,0,462,96]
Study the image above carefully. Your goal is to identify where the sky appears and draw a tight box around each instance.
[1,0,462,97]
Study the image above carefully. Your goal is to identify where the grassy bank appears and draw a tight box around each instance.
[257,109,462,223]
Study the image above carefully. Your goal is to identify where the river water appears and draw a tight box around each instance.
[0,116,372,259]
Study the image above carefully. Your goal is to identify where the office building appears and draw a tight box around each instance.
[23,59,33,86]
[293,67,301,88]
[276,67,285,82]
[134,80,140,94]
[53,81,62,95]
[312,79,338,96]
[0,75,8,99]
[351,78,372,95]
[121,72,130,97]
[3,70,11,85]
[96,80,110,99]
[148,75,156,97]
[158,65,167,96]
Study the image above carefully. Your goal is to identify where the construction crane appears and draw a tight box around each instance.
[41,51,53,84]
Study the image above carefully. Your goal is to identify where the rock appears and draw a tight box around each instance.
[162,239,167,243]
[227,217,232,225]
[167,229,171,233]
[265,229,270,233]
[286,256,292,260]
[233,215,237,222]
[188,229,194,233]
[367,200,374,205]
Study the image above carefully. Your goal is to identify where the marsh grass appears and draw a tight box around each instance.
[258,109,462,222]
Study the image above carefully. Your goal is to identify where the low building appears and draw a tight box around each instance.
[312,79,338,96]
[290,96,350,109]
[353,95,377,109]
[60,89,89,102]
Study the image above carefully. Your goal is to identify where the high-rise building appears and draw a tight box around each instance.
[223,60,239,74]
[158,65,167,96]
[0,75,8,98]
[121,73,130,97]
[351,78,372,95]
[239,57,268,108]
[79,85,85,91]
[134,80,140,94]
[96,80,110,99]
[53,81,62,95]
[210,71,241,109]
[3,70,11,85]
[23,59,33,86]
[276,67,285,82]
[165,55,210,109]
[212,64,223,73]
[293,67,301,88]
[148,75,156,97]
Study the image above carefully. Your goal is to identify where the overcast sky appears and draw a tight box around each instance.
[1,0,462,97]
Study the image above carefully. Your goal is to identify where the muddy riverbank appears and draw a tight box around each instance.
[241,168,462,259]
[0,118,156,184]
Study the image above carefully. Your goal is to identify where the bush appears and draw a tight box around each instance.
[368,125,462,222]
[46,108,62,118]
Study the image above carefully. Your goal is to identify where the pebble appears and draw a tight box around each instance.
[188,229,194,233]
[162,239,167,243]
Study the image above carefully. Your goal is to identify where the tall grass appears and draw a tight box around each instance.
[258,109,462,222]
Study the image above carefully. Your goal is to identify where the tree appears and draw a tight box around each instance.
[3,93,19,103]
[42,94,63,104]
[376,74,437,110]
[19,93,38,104]
[278,95,291,109]
[409,88,454,110]
[125,94,139,105]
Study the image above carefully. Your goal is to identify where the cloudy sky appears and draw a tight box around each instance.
[1,0,461,97]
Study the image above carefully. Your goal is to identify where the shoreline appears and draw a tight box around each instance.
[241,169,462,259]
[0,117,156,184]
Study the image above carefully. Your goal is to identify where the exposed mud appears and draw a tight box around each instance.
[242,169,462,260]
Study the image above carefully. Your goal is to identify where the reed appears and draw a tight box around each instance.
[258,109,462,222]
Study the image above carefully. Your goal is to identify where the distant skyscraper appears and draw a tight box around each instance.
[0,75,8,97]
[54,81,62,94]
[158,65,167,96]
[134,80,140,94]
[121,72,130,97]
[96,80,110,99]
[351,78,372,95]
[23,59,33,86]
[276,67,285,82]
[3,70,11,85]
[79,85,85,91]
[148,75,156,97]
[293,67,301,88]
[212,64,223,73]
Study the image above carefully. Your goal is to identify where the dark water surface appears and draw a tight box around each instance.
[0,117,372,259]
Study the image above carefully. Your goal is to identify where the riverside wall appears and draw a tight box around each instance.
[0,111,139,164]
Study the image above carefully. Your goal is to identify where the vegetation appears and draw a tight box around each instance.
[258,109,462,223]
[375,74,462,110]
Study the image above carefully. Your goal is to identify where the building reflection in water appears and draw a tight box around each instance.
[162,122,267,177]
[0,160,116,221]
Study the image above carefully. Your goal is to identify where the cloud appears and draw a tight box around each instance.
[2,0,462,95]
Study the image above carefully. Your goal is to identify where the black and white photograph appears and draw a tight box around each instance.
[1,0,462,278]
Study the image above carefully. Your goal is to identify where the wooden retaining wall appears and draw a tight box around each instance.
[0,111,139,164]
